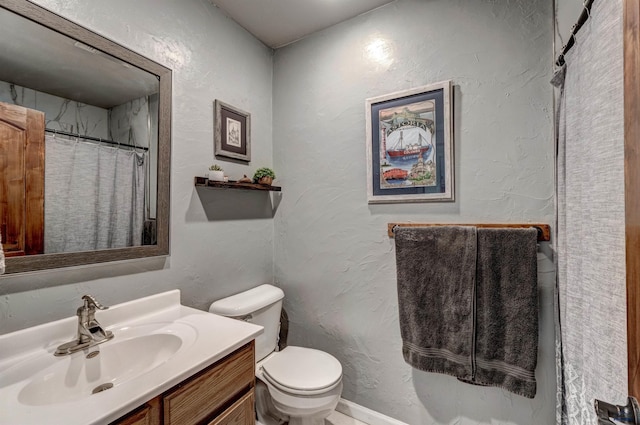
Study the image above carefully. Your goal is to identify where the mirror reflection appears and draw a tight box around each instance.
[0,4,161,258]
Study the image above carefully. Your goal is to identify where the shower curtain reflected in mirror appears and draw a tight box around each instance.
[44,134,146,254]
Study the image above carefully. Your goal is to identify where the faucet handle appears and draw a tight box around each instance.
[81,294,109,310]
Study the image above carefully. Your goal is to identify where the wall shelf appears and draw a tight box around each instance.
[194,176,281,192]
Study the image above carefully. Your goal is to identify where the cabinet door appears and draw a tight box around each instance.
[163,342,255,425]
[0,101,44,256]
[110,397,161,425]
[208,390,255,425]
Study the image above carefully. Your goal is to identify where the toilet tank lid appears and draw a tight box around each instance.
[209,284,284,317]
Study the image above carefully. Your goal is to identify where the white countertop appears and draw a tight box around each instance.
[0,290,263,425]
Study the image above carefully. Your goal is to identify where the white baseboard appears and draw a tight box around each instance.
[335,399,408,425]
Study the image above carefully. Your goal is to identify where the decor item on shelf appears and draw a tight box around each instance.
[238,175,252,183]
[365,80,454,203]
[214,99,251,162]
[208,164,225,182]
[253,167,276,185]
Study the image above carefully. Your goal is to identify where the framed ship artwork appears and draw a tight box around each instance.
[365,81,453,203]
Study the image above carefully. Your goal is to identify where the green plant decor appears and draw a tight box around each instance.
[209,164,223,171]
[253,167,276,181]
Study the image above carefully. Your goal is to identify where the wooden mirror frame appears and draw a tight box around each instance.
[0,0,171,274]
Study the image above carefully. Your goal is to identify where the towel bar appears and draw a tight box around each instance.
[388,223,551,242]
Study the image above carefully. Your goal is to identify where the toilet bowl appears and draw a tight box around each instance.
[256,347,343,425]
[209,284,343,425]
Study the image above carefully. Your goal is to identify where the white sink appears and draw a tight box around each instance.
[16,322,194,406]
[0,290,263,425]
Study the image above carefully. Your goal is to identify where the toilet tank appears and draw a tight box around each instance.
[209,284,284,362]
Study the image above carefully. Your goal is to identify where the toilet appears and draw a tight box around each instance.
[209,284,343,425]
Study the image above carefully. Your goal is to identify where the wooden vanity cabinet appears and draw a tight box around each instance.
[111,342,255,425]
[113,398,161,425]
[207,391,255,425]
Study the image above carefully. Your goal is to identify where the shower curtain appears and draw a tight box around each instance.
[553,0,627,423]
[44,134,146,254]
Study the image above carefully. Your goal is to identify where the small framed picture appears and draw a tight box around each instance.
[214,100,251,162]
[365,81,453,203]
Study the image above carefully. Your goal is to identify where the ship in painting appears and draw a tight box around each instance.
[383,168,408,181]
[386,131,431,160]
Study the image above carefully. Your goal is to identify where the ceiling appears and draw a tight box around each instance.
[212,0,397,49]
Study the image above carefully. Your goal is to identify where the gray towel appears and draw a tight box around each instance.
[395,226,538,398]
[473,227,538,398]
[395,226,477,381]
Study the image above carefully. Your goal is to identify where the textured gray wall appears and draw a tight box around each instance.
[1,1,559,423]
[0,0,274,333]
[272,1,555,424]
[0,81,109,138]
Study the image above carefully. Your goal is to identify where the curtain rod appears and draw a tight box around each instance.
[555,0,595,67]
[387,223,551,242]
[45,128,149,151]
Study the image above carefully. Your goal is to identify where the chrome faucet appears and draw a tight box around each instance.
[54,295,114,356]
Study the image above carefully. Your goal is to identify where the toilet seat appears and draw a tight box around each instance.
[260,346,342,396]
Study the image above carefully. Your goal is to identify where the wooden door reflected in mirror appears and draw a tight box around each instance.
[624,0,640,400]
[0,102,44,257]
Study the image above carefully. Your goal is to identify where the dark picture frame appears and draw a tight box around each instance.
[365,81,453,203]
[214,99,251,162]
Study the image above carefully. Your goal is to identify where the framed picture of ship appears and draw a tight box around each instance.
[215,99,251,162]
[365,81,453,203]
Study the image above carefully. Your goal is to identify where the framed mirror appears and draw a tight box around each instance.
[0,0,171,274]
